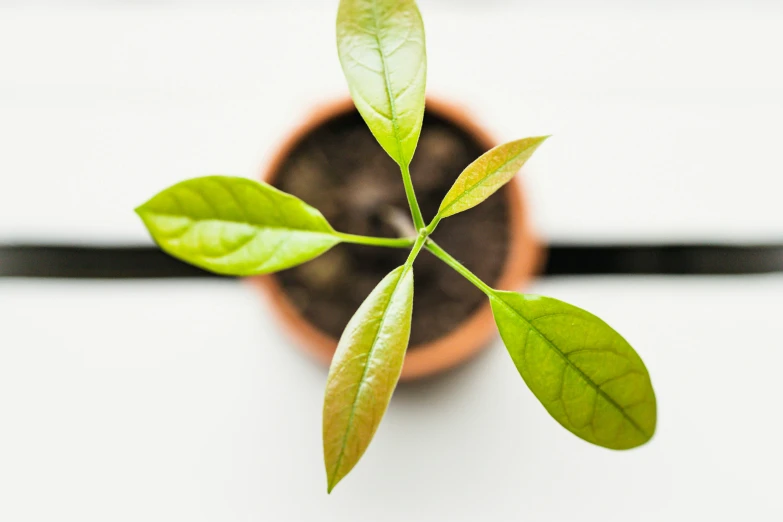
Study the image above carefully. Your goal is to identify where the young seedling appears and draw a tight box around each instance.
[136,0,656,493]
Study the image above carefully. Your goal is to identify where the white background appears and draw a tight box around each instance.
[1,1,782,521]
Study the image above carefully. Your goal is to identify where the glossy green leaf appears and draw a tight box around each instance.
[337,0,427,166]
[135,176,340,276]
[437,136,548,218]
[323,265,414,493]
[490,291,656,450]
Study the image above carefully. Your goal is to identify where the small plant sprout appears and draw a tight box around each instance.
[136,0,656,493]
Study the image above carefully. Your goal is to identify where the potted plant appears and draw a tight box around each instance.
[136,0,656,493]
[254,97,541,381]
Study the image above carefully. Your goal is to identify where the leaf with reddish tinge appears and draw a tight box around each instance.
[323,265,414,492]
[438,137,548,218]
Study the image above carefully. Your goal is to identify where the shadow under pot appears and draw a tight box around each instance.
[251,98,542,381]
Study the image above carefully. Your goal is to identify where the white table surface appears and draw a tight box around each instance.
[1,276,781,521]
[1,1,782,521]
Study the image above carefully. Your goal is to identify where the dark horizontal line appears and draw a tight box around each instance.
[542,244,783,276]
[1,244,782,279]
[0,246,225,279]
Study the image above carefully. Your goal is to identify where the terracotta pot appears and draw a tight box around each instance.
[250,98,543,381]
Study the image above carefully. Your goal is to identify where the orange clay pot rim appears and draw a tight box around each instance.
[251,96,542,381]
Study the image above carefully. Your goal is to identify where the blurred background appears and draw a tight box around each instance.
[1,0,781,520]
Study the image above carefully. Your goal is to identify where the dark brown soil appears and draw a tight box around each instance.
[272,108,510,346]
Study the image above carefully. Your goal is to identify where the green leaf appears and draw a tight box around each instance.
[337,0,427,166]
[490,291,656,450]
[323,265,414,493]
[135,176,340,276]
[437,137,548,219]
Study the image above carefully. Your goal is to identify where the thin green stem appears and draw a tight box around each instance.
[425,240,495,298]
[400,162,425,231]
[403,233,428,270]
[424,214,442,236]
[336,232,415,249]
